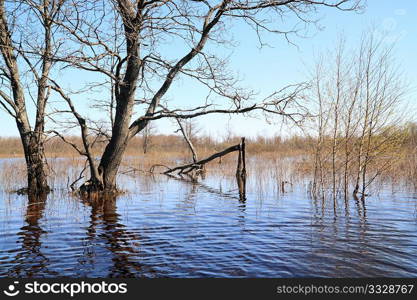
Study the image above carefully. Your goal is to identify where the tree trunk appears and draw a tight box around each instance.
[22,134,50,195]
[99,137,130,190]
[98,71,138,190]
[95,7,142,191]
[98,82,137,190]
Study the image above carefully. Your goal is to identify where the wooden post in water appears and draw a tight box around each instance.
[236,137,247,201]
[161,136,247,200]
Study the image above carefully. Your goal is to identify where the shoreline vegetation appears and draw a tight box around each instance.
[0,134,313,158]
[1,121,415,158]
[1,122,416,196]
[1,124,415,161]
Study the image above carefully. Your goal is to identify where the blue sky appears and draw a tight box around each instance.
[1,0,416,139]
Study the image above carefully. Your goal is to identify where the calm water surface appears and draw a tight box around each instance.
[0,159,417,277]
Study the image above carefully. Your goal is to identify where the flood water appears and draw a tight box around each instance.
[0,158,417,277]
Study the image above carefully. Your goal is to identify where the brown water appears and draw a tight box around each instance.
[0,158,417,277]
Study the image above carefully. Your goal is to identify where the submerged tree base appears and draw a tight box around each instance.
[76,180,124,200]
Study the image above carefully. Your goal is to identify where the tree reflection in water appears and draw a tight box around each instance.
[80,195,158,277]
[8,193,58,277]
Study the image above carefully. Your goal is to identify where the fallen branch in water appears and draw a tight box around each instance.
[163,143,241,175]
[157,138,247,201]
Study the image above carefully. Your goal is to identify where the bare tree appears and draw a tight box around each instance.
[0,0,65,194]
[310,32,407,203]
[48,0,361,192]
[352,36,407,201]
[177,118,201,163]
